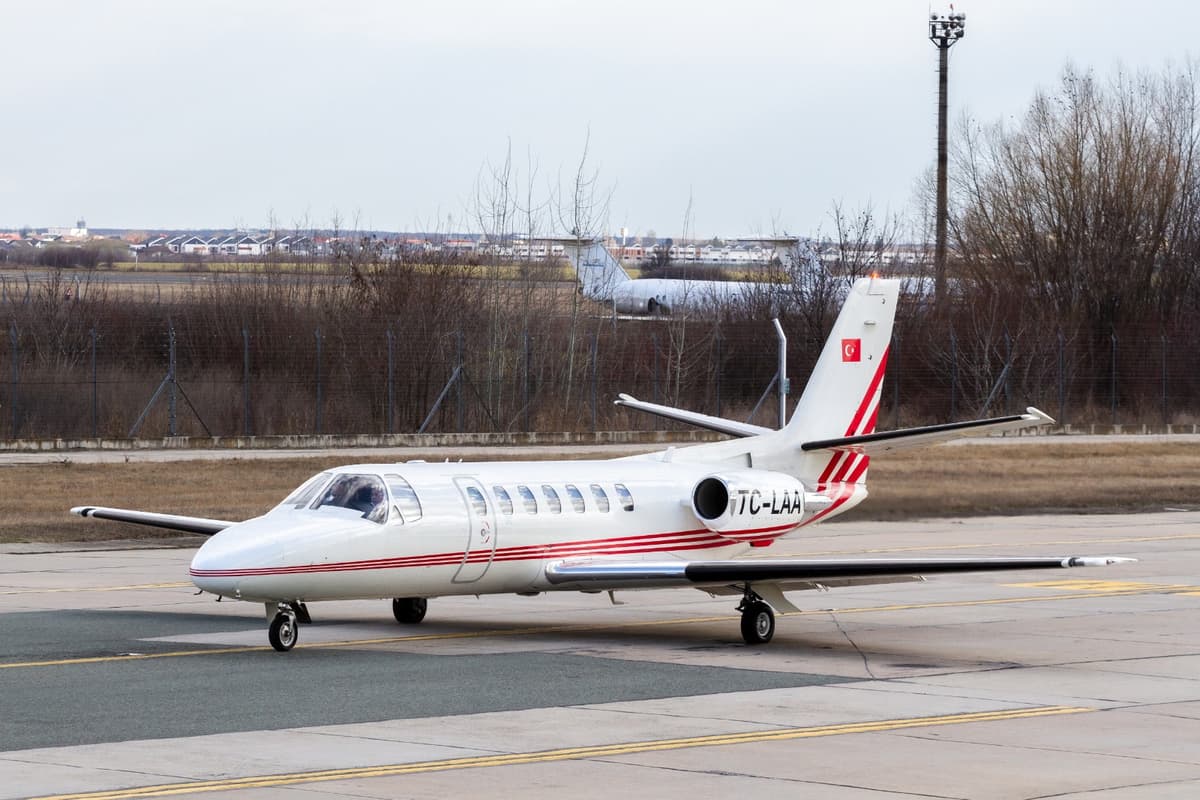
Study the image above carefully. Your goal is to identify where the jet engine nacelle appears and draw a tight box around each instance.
[613,285,671,315]
[691,470,810,543]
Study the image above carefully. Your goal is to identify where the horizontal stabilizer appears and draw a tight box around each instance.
[71,506,235,536]
[615,393,772,439]
[801,407,1054,454]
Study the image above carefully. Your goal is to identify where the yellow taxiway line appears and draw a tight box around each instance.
[27,705,1092,800]
[0,582,191,596]
[0,581,1193,671]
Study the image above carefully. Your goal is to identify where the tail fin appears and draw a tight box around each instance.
[561,239,631,301]
[773,277,900,490]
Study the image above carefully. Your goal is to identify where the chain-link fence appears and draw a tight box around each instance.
[3,310,1198,440]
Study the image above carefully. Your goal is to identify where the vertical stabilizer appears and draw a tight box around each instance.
[765,278,900,497]
[562,240,631,301]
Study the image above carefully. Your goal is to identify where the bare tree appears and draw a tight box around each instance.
[554,131,611,417]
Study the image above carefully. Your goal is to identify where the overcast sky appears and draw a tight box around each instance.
[3,1,1197,238]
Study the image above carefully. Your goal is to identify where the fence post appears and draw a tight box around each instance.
[242,326,251,437]
[949,329,958,421]
[1003,328,1012,415]
[167,320,177,437]
[1057,330,1066,426]
[892,333,900,428]
[386,327,395,434]
[9,322,17,439]
[455,330,464,433]
[314,327,323,435]
[651,332,660,408]
[715,333,723,418]
[1161,333,1168,426]
[590,332,599,432]
[91,327,98,439]
[1110,329,1118,426]
[523,331,531,433]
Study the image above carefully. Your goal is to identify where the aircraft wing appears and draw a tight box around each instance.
[801,407,1054,454]
[614,393,772,438]
[71,506,236,536]
[544,555,1134,597]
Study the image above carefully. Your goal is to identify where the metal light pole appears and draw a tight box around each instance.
[929,10,966,305]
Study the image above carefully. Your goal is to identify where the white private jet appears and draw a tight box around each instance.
[73,278,1132,651]
[557,238,775,315]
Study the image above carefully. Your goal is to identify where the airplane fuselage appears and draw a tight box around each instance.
[188,459,860,604]
[605,278,760,315]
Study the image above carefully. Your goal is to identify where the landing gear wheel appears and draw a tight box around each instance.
[392,597,427,624]
[269,612,298,652]
[740,601,775,645]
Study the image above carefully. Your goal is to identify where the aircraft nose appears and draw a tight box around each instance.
[189,528,281,596]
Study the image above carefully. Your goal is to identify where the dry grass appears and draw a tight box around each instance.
[856,442,1200,520]
[2,442,1196,543]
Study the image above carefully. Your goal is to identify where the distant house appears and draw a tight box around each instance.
[179,235,209,256]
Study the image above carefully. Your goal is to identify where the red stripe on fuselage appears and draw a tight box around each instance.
[188,523,798,579]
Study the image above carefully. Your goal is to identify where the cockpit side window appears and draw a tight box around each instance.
[614,483,634,512]
[517,485,537,514]
[565,484,585,513]
[493,486,514,515]
[284,472,332,510]
[385,474,423,524]
[542,484,562,514]
[313,474,388,524]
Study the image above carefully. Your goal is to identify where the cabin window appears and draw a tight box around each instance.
[517,484,538,513]
[385,474,423,523]
[313,473,388,524]
[565,484,585,513]
[614,483,634,512]
[590,484,611,512]
[284,471,331,510]
[493,485,514,515]
[542,484,562,514]
[465,486,488,516]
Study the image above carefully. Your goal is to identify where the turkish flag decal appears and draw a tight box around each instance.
[842,338,861,362]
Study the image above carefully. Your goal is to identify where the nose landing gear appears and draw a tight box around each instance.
[737,590,775,645]
[268,603,299,652]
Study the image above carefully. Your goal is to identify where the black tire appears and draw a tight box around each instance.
[269,613,298,652]
[392,597,428,624]
[740,601,775,645]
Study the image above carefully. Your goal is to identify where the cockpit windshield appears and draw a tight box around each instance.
[279,472,332,511]
[311,473,388,524]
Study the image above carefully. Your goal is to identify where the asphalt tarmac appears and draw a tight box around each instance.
[2,510,1198,799]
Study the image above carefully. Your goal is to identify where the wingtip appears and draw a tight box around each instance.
[1025,406,1056,425]
[1065,556,1138,567]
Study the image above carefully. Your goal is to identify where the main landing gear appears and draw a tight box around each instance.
[737,590,775,645]
[392,597,427,624]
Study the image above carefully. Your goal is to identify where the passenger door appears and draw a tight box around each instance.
[452,477,497,583]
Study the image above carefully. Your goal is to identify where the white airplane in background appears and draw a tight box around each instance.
[73,278,1132,652]
[556,237,789,315]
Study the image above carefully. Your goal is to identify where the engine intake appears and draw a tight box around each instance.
[691,470,810,543]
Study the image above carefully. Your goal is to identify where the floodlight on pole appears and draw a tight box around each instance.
[929,10,965,305]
